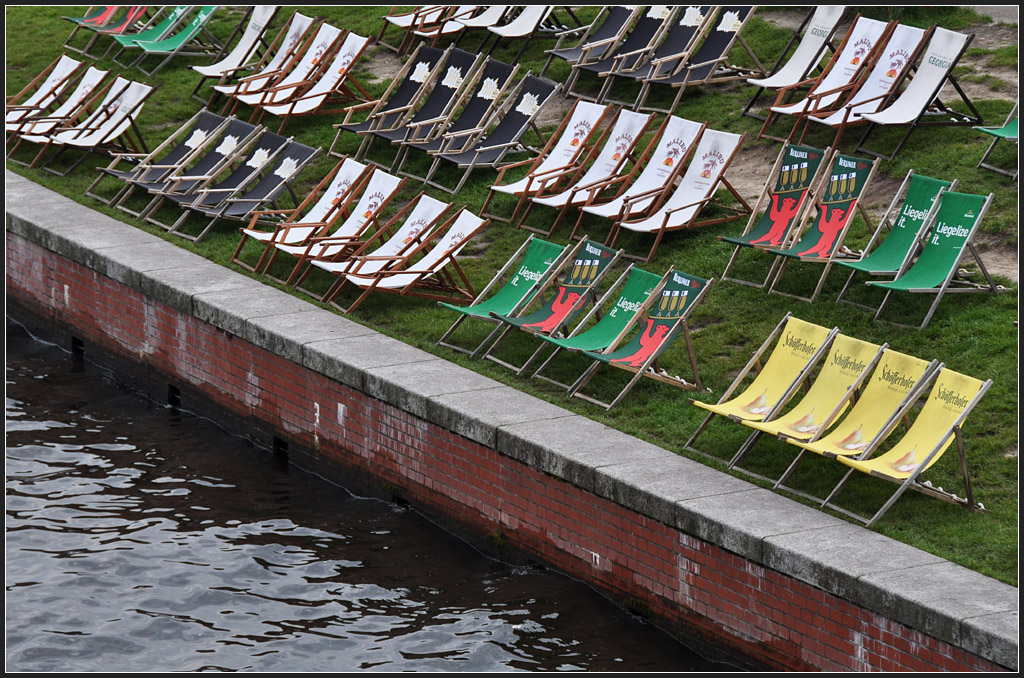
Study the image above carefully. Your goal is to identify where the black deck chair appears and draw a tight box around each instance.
[540,6,640,78]
[598,6,716,107]
[167,138,320,243]
[393,57,519,180]
[565,6,677,102]
[423,74,562,194]
[637,6,765,114]
[85,108,230,206]
[113,116,263,218]
[357,46,483,169]
[329,44,450,162]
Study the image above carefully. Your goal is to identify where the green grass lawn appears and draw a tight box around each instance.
[6,6,1019,586]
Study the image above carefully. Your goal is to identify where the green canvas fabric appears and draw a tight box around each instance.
[721,144,826,248]
[771,153,873,260]
[112,5,188,47]
[839,174,951,275]
[584,270,709,366]
[134,6,216,54]
[870,191,986,292]
[976,117,1018,140]
[439,238,565,319]
[537,268,663,353]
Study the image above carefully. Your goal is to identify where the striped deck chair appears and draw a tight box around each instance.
[870,191,1000,330]
[684,313,838,464]
[719,143,830,289]
[437,235,569,358]
[191,6,280,104]
[836,172,954,310]
[482,238,623,375]
[823,367,993,527]
[975,104,1018,179]
[766,152,879,303]
[774,349,939,503]
[729,333,886,478]
[569,268,714,410]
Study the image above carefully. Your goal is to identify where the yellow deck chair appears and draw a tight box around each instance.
[822,367,992,526]
[729,333,886,478]
[684,313,837,463]
[774,349,939,502]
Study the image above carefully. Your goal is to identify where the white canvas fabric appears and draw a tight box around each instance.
[6,55,82,125]
[9,66,108,136]
[214,12,315,96]
[770,17,888,116]
[581,116,704,219]
[194,5,279,77]
[532,109,652,208]
[414,6,481,38]
[456,6,510,30]
[236,23,343,106]
[260,31,370,115]
[385,5,449,30]
[51,80,153,148]
[748,6,846,89]
[489,6,554,38]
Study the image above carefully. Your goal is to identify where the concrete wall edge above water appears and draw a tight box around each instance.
[5,170,1018,670]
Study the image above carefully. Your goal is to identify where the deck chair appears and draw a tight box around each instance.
[355,46,482,164]
[84,107,231,206]
[766,153,879,303]
[328,208,488,315]
[566,5,678,102]
[423,74,562,194]
[975,104,1018,179]
[481,238,623,375]
[63,5,119,29]
[636,6,765,114]
[836,172,954,309]
[684,313,838,463]
[822,367,993,527]
[521,108,656,237]
[109,5,191,62]
[607,128,750,263]
[191,6,280,104]
[330,44,451,160]
[229,155,370,273]
[757,15,891,142]
[569,115,706,243]
[719,143,830,289]
[856,27,982,160]
[569,268,714,410]
[530,264,663,390]
[597,6,717,108]
[481,100,612,224]
[481,6,558,63]
[253,30,374,133]
[5,54,86,131]
[64,6,151,57]
[791,23,931,148]
[411,6,484,47]
[742,6,846,121]
[437,235,569,358]
[378,5,454,56]
[729,333,886,478]
[774,349,939,503]
[167,138,320,243]
[264,167,407,287]
[391,56,520,179]
[540,6,640,78]
[870,191,1000,330]
[127,5,222,76]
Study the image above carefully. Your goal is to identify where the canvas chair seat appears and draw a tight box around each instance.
[64,6,119,27]
[379,5,452,55]
[488,6,555,39]
[541,6,640,77]
[455,6,509,32]
[5,55,85,128]
[110,5,190,53]
[64,6,151,57]
[413,6,483,43]
[212,13,317,99]
[975,104,1018,179]
[128,5,221,76]
[233,23,344,108]
[193,6,280,78]
[7,66,111,140]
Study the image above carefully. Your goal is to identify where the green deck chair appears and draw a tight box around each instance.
[436,235,569,358]
[531,264,664,390]
[482,238,623,375]
[110,5,190,62]
[128,6,222,76]
[570,268,714,410]
[766,152,878,302]
[719,143,829,288]
[975,103,1018,179]
[836,172,954,310]
[870,191,1000,330]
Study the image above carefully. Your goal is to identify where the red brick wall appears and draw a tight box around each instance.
[5,233,1003,672]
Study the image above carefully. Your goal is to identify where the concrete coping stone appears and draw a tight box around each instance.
[5,169,1017,670]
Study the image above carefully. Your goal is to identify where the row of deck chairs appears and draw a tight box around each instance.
[83,109,320,242]
[750,10,982,160]
[483,102,751,263]
[718,143,1000,328]
[228,156,488,314]
[685,312,993,528]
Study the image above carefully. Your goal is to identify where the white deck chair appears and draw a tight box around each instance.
[5,54,85,129]
[610,129,749,262]
[213,13,317,101]
[378,5,452,55]
[414,6,482,44]
[855,27,981,160]
[522,108,656,237]
[484,6,555,61]
[456,5,510,33]
[6,65,109,139]
[192,6,279,102]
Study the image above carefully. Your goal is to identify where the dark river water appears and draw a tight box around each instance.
[5,318,730,672]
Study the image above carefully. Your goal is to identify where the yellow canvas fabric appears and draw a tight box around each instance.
[691,317,833,421]
[787,349,934,458]
[837,369,985,480]
[741,334,881,440]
